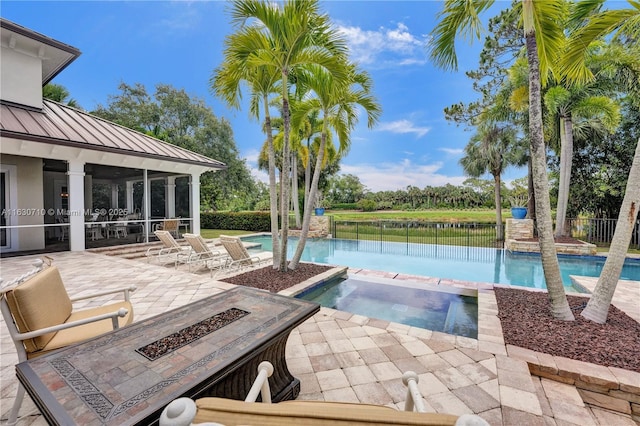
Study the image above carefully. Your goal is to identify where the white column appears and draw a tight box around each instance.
[190,173,201,234]
[166,176,176,218]
[67,161,85,251]
[143,170,149,242]
[84,174,93,210]
[111,184,119,210]
[126,181,134,214]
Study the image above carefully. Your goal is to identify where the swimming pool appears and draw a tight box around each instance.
[298,275,478,338]
[243,235,640,290]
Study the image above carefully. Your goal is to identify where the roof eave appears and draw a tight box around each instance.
[0,129,228,171]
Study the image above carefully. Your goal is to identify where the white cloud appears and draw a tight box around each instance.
[377,120,430,138]
[336,22,428,67]
[340,161,466,192]
[439,147,463,155]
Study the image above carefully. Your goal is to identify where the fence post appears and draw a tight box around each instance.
[356,222,359,241]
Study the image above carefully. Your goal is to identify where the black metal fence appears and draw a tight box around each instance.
[567,218,640,249]
[332,220,500,248]
[290,216,639,250]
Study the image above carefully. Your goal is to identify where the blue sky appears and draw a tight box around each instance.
[2,1,525,192]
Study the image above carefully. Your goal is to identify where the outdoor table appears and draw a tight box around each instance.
[16,286,319,426]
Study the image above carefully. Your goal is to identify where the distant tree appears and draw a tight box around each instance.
[92,82,256,210]
[326,174,367,204]
[43,83,81,109]
[460,123,523,240]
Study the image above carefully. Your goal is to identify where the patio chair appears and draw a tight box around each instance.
[155,218,181,239]
[146,230,190,265]
[219,235,272,273]
[159,361,488,426]
[0,258,136,426]
[107,217,128,239]
[183,233,228,274]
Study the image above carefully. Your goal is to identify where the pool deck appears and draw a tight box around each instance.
[1,250,638,425]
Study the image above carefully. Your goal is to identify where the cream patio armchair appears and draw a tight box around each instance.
[219,235,272,274]
[159,361,489,426]
[146,230,191,266]
[0,258,136,426]
[154,218,181,239]
[183,233,228,274]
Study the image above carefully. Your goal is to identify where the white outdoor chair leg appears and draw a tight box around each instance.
[7,383,25,426]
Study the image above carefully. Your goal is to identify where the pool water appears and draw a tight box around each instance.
[243,235,640,291]
[297,276,478,338]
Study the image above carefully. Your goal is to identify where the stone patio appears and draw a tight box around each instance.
[1,250,638,425]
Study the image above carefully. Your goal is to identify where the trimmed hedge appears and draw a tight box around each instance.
[201,211,271,231]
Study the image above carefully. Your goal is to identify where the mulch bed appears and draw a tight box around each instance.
[222,263,640,373]
[221,263,333,293]
[494,287,640,372]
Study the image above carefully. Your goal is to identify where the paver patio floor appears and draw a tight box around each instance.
[1,251,637,425]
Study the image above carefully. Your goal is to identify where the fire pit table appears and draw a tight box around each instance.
[16,286,319,425]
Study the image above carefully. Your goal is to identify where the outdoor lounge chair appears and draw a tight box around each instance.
[159,361,488,426]
[219,235,272,274]
[146,230,190,265]
[183,233,228,274]
[0,258,136,426]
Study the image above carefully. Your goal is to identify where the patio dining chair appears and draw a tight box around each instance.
[182,233,228,274]
[146,230,190,265]
[219,235,272,274]
[0,258,136,426]
[155,218,181,239]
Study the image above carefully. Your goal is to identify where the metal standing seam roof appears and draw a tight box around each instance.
[0,99,227,170]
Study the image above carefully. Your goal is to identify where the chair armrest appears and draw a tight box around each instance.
[13,307,129,340]
[70,285,137,303]
[402,371,426,412]
[245,361,274,403]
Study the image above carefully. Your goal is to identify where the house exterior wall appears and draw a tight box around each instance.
[0,154,44,251]
[0,45,42,109]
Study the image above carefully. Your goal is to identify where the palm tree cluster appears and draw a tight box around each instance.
[431,0,639,323]
[212,0,381,272]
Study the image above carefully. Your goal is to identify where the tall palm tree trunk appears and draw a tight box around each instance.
[292,152,301,228]
[304,140,311,218]
[555,116,574,237]
[290,131,326,269]
[493,174,504,241]
[582,138,640,324]
[279,93,291,272]
[263,96,280,267]
[525,28,574,320]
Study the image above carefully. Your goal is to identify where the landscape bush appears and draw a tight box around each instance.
[201,211,271,231]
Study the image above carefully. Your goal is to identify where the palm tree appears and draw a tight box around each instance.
[559,0,640,323]
[212,46,283,267]
[289,64,381,269]
[216,0,349,271]
[43,83,81,109]
[430,0,575,320]
[546,82,621,237]
[460,123,522,241]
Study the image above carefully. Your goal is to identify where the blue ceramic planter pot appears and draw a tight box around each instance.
[511,207,527,219]
[314,207,325,216]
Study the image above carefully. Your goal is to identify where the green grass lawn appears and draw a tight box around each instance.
[199,229,255,239]
[329,209,504,222]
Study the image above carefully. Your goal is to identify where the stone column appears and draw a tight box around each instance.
[505,219,534,240]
